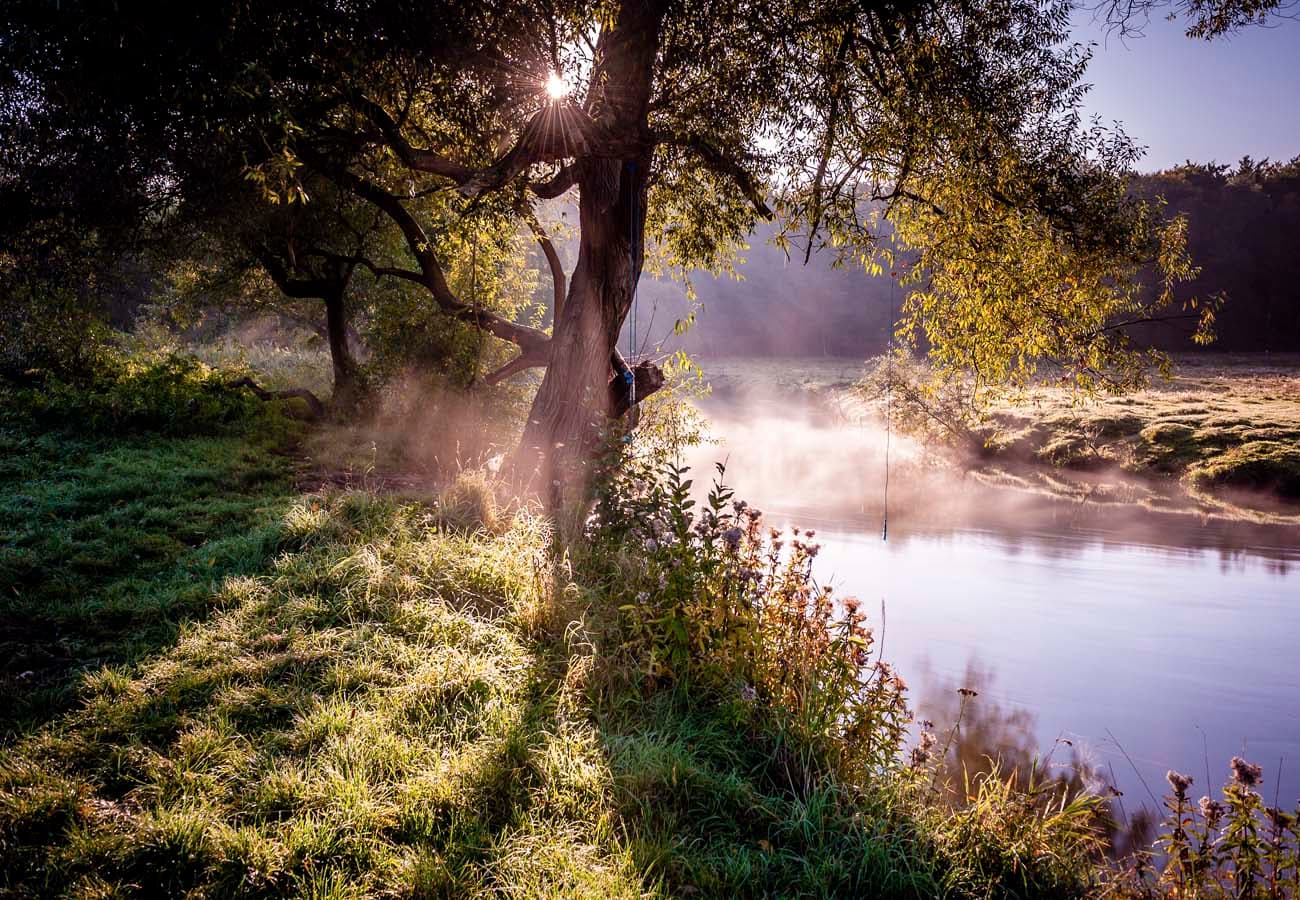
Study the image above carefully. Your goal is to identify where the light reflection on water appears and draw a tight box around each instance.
[686,404,1300,814]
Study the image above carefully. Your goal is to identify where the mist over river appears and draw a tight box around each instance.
[683,371,1300,819]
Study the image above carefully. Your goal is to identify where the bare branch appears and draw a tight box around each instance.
[483,347,550,386]
[524,217,567,323]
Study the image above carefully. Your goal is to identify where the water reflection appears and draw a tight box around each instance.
[914,657,1159,856]
[686,401,1300,825]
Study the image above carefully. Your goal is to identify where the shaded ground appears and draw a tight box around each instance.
[0,426,297,738]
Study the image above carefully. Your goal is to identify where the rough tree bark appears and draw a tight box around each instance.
[515,0,666,506]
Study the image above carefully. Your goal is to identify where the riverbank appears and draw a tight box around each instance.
[696,353,1300,521]
[3,357,1297,897]
[983,354,1300,507]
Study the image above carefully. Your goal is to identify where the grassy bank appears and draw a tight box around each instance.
[3,358,1298,897]
[984,355,1300,503]
[0,430,1050,897]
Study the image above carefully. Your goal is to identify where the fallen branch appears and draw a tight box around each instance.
[230,377,326,420]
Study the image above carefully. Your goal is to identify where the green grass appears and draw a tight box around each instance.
[0,421,302,739]
[0,413,1108,898]
[981,355,1300,506]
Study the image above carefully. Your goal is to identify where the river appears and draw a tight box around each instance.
[684,380,1300,820]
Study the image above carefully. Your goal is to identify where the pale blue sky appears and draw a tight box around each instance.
[1074,10,1300,169]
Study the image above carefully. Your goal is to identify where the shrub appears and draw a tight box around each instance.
[1,352,281,436]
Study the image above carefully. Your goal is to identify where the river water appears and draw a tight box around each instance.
[685,394,1300,818]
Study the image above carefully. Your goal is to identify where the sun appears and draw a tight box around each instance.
[544,71,571,101]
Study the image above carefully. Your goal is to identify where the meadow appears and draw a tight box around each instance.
[2,348,1298,898]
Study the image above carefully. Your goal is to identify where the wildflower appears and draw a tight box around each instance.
[910,730,938,767]
[1199,796,1224,828]
[721,527,743,551]
[1230,756,1263,788]
[805,542,821,558]
[733,499,748,513]
[957,688,979,698]
[805,529,816,539]
[740,684,757,703]
[1166,770,1194,799]
[843,597,860,615]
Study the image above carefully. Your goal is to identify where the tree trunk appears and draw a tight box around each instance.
[518,157,649,509]
[516,0,665,514]
[324,285,363,414]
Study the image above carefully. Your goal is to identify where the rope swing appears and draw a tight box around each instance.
[625,161,639,429]
[882,270,897,543]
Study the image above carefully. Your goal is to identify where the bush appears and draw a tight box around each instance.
[1,352,281,436]
[591,459,910,786]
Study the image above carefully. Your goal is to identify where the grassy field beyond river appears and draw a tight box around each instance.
[985,354,1300,503]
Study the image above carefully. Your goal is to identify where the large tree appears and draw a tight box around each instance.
[1,0,1274,501]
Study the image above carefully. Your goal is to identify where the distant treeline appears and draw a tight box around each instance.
[630,157,1300,358]
[1130,157,1300,352]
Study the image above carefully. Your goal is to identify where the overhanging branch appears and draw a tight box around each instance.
[658,132,774,219]
[301,148,551,353]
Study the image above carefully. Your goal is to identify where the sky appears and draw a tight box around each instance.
[1073,9,1300,170]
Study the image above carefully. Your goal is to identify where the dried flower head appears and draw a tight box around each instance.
[1166,770,1194,799]
[1230,756,1263,788]
[1199,796,1224,828]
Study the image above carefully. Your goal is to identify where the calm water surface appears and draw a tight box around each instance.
[687,402,1300,812]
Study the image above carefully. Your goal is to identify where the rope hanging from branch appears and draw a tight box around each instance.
[882,271,897,542]
[625,161,639,429]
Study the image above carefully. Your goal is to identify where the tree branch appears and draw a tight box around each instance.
[353,96,475,182]
[483,347,550,386]
[657,132,773,219]
[525,217,566,324]
[230,376,326,420]
[530,163,578,198]
[301,149,551,353]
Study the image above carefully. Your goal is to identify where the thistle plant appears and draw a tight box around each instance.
[591,457,912,784]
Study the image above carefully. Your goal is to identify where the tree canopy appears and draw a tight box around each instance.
[0,0,1254,496]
